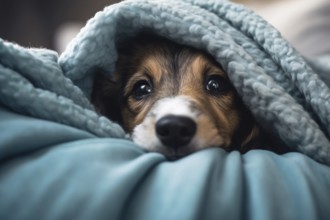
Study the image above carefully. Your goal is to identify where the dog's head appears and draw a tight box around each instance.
[92,33,265,158]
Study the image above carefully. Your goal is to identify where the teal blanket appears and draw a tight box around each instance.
[1,0,330,219]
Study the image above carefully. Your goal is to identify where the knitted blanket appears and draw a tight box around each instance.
[1,0,330,165]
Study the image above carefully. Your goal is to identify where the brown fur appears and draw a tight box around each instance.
[92,33,288,155]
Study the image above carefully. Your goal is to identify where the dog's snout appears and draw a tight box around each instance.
[155,115,196,149]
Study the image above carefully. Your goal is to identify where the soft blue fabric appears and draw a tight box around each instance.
[1,0,330,219]
[1,105,330,220]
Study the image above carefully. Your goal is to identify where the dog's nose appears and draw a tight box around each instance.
[155,115,197,149]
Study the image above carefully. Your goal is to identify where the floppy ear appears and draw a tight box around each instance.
[239,124,260,149]
[238,125,291,154]
[229,104,261,152]
[230,102,291,154]
[91,69,123,125]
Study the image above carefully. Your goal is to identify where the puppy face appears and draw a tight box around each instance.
[92,34,261,158]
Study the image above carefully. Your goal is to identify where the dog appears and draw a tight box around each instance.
[92,33,286,159]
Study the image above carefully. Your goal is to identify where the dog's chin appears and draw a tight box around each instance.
[141,143,223,161]
[137,143,195,160]
[164,147,195,161]
[165,154,186,161]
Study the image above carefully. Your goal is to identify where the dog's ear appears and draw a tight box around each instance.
[231,104,290,154]
[230,109,261,152]
[238,124,291,154]
[91,69,123,125]
[239,124,260,150]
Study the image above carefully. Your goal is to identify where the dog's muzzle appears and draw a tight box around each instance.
[132,96,223,157]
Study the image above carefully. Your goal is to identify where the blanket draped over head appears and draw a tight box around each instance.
[1,1,330,219]
[1,0,330,164]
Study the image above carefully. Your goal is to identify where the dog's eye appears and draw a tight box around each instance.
[132,80,152,100]
[205,75,229,95]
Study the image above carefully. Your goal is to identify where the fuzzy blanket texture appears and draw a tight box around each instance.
[1,0,330,165]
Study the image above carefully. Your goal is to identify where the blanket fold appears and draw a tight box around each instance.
[0,0,330,165]
[0,39,125,139]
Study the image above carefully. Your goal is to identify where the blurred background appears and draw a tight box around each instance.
[0,0,329,57]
